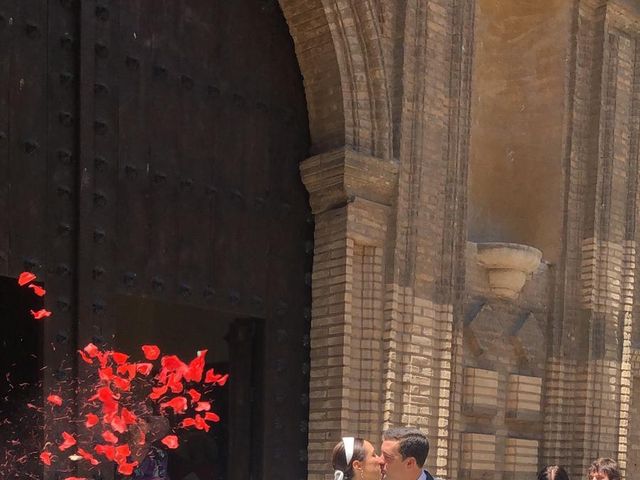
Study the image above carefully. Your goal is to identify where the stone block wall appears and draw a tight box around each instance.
[282,0,640,479]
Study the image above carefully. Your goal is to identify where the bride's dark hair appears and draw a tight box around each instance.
[332,438,366,479]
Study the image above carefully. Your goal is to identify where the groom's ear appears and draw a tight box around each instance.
[404,457,417,469]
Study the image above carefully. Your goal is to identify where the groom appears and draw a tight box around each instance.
[380,427,435,480]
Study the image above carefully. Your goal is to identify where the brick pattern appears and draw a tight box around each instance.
[461,433,496,478]
[290,0,484,478]
[544,2,640,479]
[350,244,385,440]
[504,438,539,478]
[506,375,542,421]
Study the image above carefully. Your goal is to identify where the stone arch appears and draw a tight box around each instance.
[279,0,393,158]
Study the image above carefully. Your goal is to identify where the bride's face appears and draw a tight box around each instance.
[353,440,384,480]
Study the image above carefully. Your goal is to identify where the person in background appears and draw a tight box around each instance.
[125,415,171,480]
[588,458,620,480]
[538,465,569,480]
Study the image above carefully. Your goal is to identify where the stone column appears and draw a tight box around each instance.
[300,147,398,480]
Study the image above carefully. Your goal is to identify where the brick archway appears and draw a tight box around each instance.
[278,2,476,479]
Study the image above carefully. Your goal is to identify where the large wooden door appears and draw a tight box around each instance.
[0,1,312,479]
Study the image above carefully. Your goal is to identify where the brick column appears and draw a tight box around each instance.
[300,147,398,480]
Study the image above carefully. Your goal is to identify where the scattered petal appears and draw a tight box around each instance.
[77,448,100,466]
[149,384,168,401]
[77,350,94,364]
[83,343,100,357]
[205,412,220,423]
[161,435,179,449]
[187,388,201,403]
[142,344,160,360]
[136,362,153,376]
[121,407,137,425]
[94,444,116,461]
[47,394,63,407]
[40,451,53,466]
[160,396,188,414]
[85,413,99,428]
[195,401,211,412]
[58,432,76,451]
[28,284,46,296]
[111,352,129,365]
[18,271,36,286]
[101,431,119,444]
[30,308,52,320]
[117,461,138,476]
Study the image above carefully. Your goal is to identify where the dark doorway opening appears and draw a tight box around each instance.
[0,275,44,478]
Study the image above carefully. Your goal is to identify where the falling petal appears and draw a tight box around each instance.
[47,394,63,407]
[160,396,188,414]
[187,388,201,403]
[30,308,52,320]
[83,343,100,357]
[28,284,46,296]
[58,432,77,451]
[101,431,119,444]
[111,352,129,365]
[136,362,153,376]
[141,344,160,360]
[39,451,53,466]
[117,460,138,475]
[18,271,36,286]
[77,350,94,364]
[161,435,179,449]
[205,412,221,423]
[85,413,99,428]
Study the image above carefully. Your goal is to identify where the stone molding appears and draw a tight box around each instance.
[300,147,398,214]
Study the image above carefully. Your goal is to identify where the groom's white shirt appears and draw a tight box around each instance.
[417,471,427,480]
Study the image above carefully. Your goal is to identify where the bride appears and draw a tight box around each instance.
[332,437,384,480]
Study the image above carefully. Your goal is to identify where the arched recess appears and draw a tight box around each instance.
[279,0,393,159]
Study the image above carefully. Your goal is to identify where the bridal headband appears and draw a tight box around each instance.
[334,437,355,480]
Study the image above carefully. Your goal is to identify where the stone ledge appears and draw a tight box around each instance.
[300,147,398,214]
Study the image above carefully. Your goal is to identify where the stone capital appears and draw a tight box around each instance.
[300,147,398,214]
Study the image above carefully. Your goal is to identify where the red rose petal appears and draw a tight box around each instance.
[136,362,153,376]
[117,461,138,476]
[205,412,220,423]
[195,401,211,412]
[95,444,116,461]
[121,407,137,425]
[84,343,100,357]
[40,451,53,466]
[58,432,76,451]
[102,431,119,444]
[160,396,188,414]
[187,388,201,403]
[18,271,36,286]
[149,384,168,401]
[30,308,52,320]
[77,448,100,466]
[78,350,94,364]
[47,394,63,407]
[85,413,99,428]
[111,352,129,365]
[161,435,179,449]
[28,284,46,296]
[110,415,127,434]
[142,344,160,360]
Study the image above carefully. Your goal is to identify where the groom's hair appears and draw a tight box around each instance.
[383,427,429,467]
